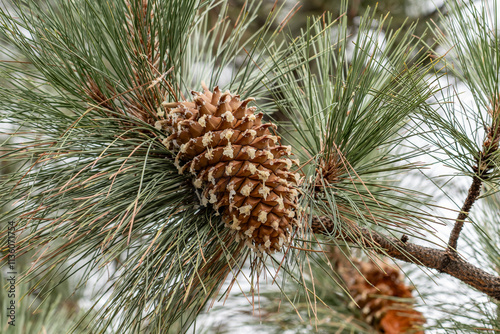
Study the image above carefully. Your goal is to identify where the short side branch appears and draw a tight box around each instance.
[311,216,500,301]
[447,175,482,252]
[448,119,500,253]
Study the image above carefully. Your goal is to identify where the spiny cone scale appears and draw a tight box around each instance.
[156,83,301,253]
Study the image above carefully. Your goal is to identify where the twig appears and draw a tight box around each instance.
[448,118,500,254]
[447,175,482,252]
[311,216,500,301]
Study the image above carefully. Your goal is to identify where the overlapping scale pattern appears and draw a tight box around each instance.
[156,84,301,253]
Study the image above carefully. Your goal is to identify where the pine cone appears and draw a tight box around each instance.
[347,260,425,333]
[156,84,301,253]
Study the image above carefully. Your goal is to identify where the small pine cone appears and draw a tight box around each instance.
[347,260,425,334]
[156,84,301,253]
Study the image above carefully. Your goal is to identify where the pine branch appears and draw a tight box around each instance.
[448,112,500,252]
[447,175,482,252]
[311,216,500,301]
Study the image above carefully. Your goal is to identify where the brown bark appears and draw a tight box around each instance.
[311,216,500,301]
[447,175,482,252]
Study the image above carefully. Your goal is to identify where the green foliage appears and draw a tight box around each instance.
[270,6,438,247]
[1,0,499,333]
[421,0,500,188]
[0,0,317,332]
[0,266,95,334]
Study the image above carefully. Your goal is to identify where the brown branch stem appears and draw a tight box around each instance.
[447,175,482,252]
[447,119,500,254]
[311,216,500,301]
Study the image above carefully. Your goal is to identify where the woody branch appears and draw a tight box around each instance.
[311,216,500,301]
[447,112,500,254]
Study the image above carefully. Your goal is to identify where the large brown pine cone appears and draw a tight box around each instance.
[155,84,301,253]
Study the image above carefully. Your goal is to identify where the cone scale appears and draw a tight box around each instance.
[156,84,300,253]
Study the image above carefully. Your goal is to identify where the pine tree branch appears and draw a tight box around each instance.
[448,118,500,253]
[447,175,482,252]
[311,216,500,301]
